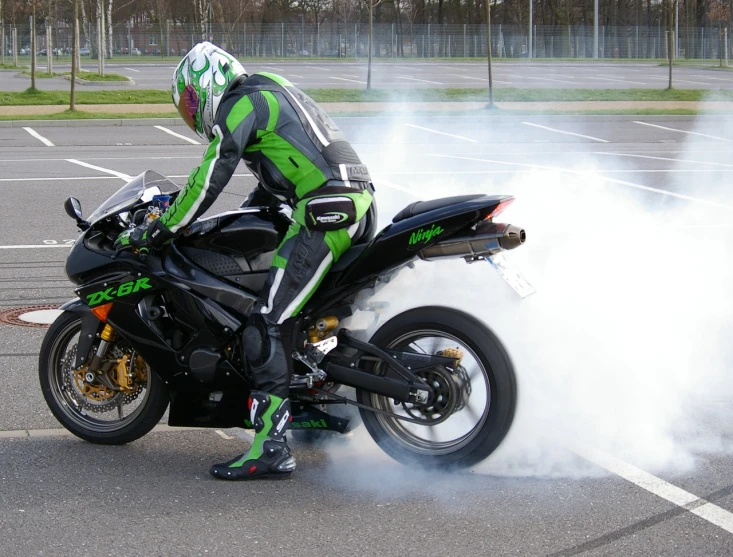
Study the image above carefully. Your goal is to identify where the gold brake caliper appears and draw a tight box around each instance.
[439,347,464,368]
[73,365,116,401]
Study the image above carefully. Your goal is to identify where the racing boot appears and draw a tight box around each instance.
[209,391,296,480]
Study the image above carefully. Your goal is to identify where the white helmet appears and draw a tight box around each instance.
[172,42,247,141]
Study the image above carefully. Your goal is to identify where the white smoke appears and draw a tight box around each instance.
[313,113,733,484]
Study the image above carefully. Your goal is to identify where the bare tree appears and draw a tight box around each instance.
[486,0,494,107]
[30,0,36,88]
[106,0,113,57]
[365,0,386,89]
[71,0,78,110]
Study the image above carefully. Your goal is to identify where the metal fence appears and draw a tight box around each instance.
[1,22,731,61]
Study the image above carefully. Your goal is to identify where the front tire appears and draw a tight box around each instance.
[356,306,516,469]
[39,311,170,445]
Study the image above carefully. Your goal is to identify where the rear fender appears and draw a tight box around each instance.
[59,298,103,368]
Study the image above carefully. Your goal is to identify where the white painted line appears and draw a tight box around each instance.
[0,176,121,182]
[429,154,733,211]
[215,429,234,440]
[261,66,285,71]
[573,445,733,535]
[584,76,647,85]
[634,121,733,142]
[123,67,140,72]
[306,65,331,71]
[448,73,510,84]
[396,76,443,85]
[0,173,253,183]
[522,122,609,143]
[405,123,478,143]
[65,159,133,180]
[22,127,55,147]
[393,65,424,72]
[523,75,578,85]
[594,152,733,168]
[154,125,202,145]
[290,74,304,78]
[330,76,366,84]
[0,244,72,249]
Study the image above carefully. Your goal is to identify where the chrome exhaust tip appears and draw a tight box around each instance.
[499,225,526,251]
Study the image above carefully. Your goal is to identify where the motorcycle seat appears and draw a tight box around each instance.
[391,195,485,223]
[330,243,369,273]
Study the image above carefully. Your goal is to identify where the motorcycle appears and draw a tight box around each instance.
[39,170,531,469]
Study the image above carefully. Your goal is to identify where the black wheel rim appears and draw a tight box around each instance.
[369,329,491,456]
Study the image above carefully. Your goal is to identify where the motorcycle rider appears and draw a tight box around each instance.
[115,42,376,480]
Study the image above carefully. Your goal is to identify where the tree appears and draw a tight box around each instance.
[486,0,494,107]
[365,0,385,89]
[70,0,78,110]
[709,0,730,66]
[30,0,36,89]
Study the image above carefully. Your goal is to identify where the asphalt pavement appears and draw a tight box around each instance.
[1,115,733,556]
[3,60,733,91]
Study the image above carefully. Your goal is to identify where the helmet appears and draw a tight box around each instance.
[172,42,247,141]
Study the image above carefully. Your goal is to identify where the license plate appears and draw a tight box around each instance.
[488,252,536,298]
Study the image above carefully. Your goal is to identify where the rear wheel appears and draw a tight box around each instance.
[39,311,170,445]
[356,306,516,469]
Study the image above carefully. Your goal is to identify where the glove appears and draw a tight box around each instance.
[115,224,148,251]
[114,219,177,252]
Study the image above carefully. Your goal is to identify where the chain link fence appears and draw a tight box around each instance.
[1,22,730,62]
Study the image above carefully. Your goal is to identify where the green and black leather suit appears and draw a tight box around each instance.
[158,72,376,399]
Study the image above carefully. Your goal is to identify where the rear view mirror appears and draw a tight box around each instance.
[64,197,90,230]
[64,197,83,221]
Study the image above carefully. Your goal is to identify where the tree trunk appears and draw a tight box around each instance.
[81,0,88,50]
[71,0,78,111]
[47,19,52,74]
[486,0,494,107]
[31,2,36,89]
[367,0,373,89]
[1,0,5,66]
[97,0,104,75]
[106,0,113,58]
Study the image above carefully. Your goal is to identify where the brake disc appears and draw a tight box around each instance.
[62,344,145,414]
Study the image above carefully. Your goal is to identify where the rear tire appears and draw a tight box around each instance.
[356,306,516,469]
[39,311,170,445]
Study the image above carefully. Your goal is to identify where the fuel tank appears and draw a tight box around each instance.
[175,209,282,295]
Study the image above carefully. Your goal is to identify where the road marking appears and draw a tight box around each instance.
[215,429,234,440]
[405,123,478,143]
[22,127,55,147]
[330,76,366,84]
[306,65,331,71]
[573,445,733,535]
[123,67,140,72]
[584,76,647,85]
[594,152,733,168]
[0,173,253,183]
[0,424,200,439]
[429,154,733,211]
[523,75,578,85]
[522,122,609,143]
[393,65,424,72]
[154,125,202,145]
[0,244,73,249]
[396,76,443,84]
[634,121,733,142]
[290,74,304,78]
[261,66,285,71]
[65,159,133,180]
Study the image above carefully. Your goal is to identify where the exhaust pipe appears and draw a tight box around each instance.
[418,222,526,262]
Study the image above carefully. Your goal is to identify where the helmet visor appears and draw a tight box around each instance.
[177,84,199,133]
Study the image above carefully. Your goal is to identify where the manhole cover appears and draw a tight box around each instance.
[0,305,62,328]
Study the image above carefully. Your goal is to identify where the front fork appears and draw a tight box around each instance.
[83,324,116,382]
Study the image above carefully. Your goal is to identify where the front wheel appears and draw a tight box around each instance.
[356,306,516,469]
[39,311,170,445]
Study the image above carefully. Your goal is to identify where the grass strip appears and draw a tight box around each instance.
[0,88,169,105]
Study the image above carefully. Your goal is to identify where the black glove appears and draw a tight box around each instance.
[114,219,176,251]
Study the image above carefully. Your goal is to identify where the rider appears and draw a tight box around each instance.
[116,42,376,480]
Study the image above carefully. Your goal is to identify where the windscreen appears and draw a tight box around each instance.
[86,170,181,224]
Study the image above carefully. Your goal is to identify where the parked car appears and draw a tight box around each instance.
[79,47,90,56]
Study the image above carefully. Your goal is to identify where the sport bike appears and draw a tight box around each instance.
[40,170,531,469]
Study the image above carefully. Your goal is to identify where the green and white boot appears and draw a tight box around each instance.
[210,391,296,480]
